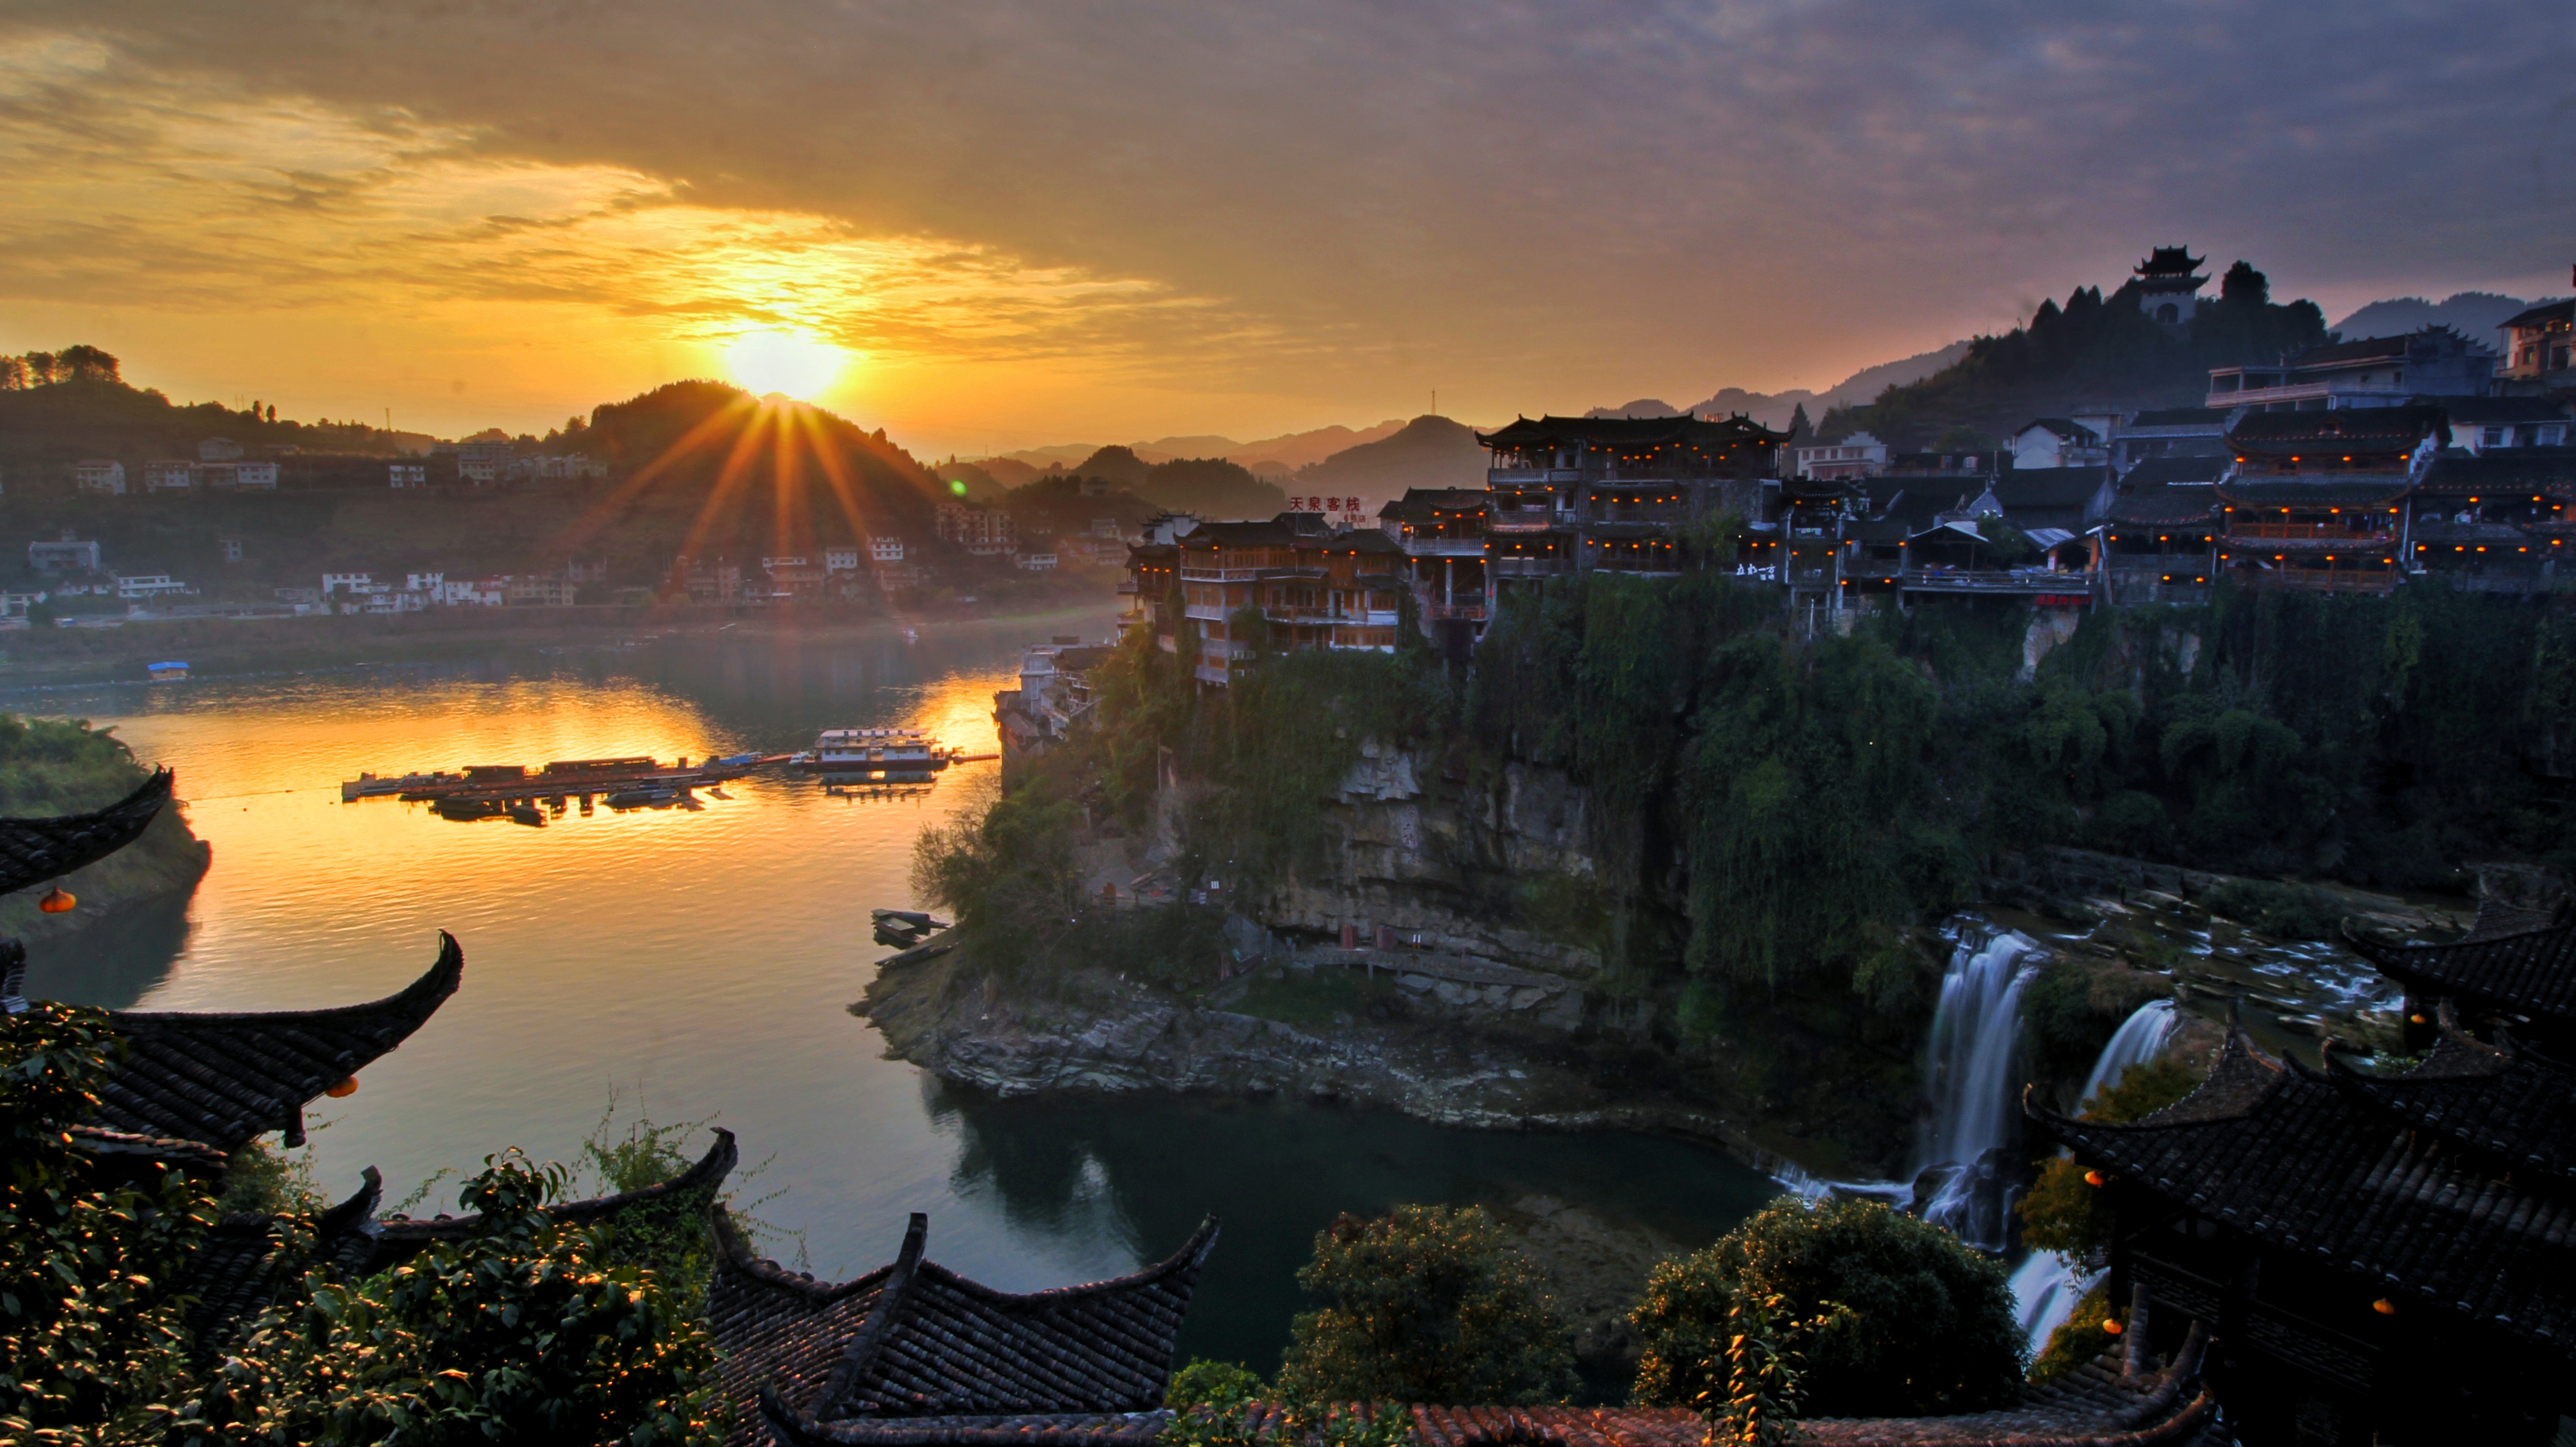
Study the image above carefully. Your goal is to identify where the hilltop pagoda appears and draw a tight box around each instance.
[2133,247,2208,327]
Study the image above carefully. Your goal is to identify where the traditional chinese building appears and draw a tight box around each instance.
[1475,413,1786,608]
[1375,487,1490,633]
[2214,408,2441,593]
[2131,246,2207,327]
[1155,514,1407,685]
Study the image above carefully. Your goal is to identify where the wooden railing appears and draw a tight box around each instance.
[2228,521,2395,541]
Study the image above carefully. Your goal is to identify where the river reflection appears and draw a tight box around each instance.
[9,618,1782,1376]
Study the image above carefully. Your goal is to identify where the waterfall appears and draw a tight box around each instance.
[1915,932,2037,1249]
[2077,999,2177,1109]
[2007,998,2180,1349]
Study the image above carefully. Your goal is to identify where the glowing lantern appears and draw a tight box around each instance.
[325,1076,359,1098]
[2409,1013,2428,1025]
[2085,1169,2107,1187]
[38,887,75,913]
[2101,1318,2124,1335]
[2372,1298,2397,1316]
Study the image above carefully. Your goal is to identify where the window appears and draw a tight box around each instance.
[2541,425,2567,447]
[2484,427,2507,447]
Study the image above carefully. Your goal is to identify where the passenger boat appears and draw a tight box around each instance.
[791,727,958,775]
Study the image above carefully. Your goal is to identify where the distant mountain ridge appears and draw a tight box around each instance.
[980,418,1411,476]
[2329,292,2562,344]
[1294,415,1487,492]
[1585,340,1974,431]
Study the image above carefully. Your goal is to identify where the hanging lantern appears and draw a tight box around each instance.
[39,887,75,914]
[325,1076,359,1098]
[2101,1318,2124,1336]
[2408,1013,2428,1026]
[2084,1169,2106,1187]
[2372,1298,2397,1316]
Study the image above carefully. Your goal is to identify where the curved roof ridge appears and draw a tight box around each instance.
[913,1214,1220,1307]
[87,933,465,1149]
[715,1204,900,1303]
[2131,1029,2282,1126]
[376,1126,737,1250]
[0,767,175,902]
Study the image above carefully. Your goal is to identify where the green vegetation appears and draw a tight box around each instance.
[2200,880,2345,940]
[1630,1199,2022,1420]
[1276,1205,1576,1406]
[2016,1057,2204,1267]
[0,714,210,940]
[2020,965,2170,1089]
[1161,1359,1409,1447]
[2025,1284,2123,1387]
[2,1004,726,1447]
[1821,260,2330,449]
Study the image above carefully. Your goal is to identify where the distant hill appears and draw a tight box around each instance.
[1135,458,1284,519]
[1587,341,1975,432]
[1069,445,1154,487]
[2331,292,2559,345]
[1296,415,1487,493]
[979,419,1408,476]
[934,460,1010,503]
[1818,259,2331,450]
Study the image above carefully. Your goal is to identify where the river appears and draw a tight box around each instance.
[13,616,1781,1376]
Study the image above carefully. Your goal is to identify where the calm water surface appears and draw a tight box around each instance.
[16,620,1778,1371]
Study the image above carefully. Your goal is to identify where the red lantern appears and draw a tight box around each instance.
[38,887,75,914]
[325,1076,359,1098]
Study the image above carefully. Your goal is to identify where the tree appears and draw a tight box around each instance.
[2016,1056,2201,1264]
[1276,1205,1575,1405]
[1631,1199,2022,1418]
[2219,260,2268,308]
[57,345,121,383]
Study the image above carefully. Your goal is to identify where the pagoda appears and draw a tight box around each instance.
[2133,247,2208,327]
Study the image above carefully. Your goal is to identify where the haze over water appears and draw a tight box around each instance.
[14,619,1776,1372]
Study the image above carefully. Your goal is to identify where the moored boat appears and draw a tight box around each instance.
[790,727,958,774]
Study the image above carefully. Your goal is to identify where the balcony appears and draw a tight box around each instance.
[1899,567,2092,595]
[1192,662,1232,685]
[2227,520,2397,542]
[1489,469,1582,485]
[1488,508,1562,534]
[1490,557,1568,578]
[1402,536,1489,556]
[2238,566,2398,594]
[1115,579,1139,594]
[1426,603,1487,622]
[1580,506,1689,527]
[1183,603,1229,622]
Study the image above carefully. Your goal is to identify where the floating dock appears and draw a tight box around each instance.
[342,753,788,804]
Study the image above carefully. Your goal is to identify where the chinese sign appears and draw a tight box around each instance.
[1287,495,1375,526]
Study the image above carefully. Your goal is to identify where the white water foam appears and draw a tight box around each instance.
[1916,932,2038,1248]
[2009,998,2182,1349]
[2077,999,2177,1110]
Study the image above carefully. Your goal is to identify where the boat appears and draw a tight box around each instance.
[507,803,546,827]
[432,797,505,821]
[147,661,189,682]
[791,727,960,776]
[604,785,683,809]
[351,752,788,805]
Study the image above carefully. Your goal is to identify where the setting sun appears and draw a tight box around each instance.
[725,330,849,400]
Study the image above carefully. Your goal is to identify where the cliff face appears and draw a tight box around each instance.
[1259,745,1610,982]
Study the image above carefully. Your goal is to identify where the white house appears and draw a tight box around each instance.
[870,537,907,563]
[143,461,196,491]
[390,463,428,488]
[229,461,278,490]
[443,576,508,607]
[1014,550,1059,572]
[321,571,374,596]
[198,437,244,462]
[1794,432,1889,481]
[114,574,190,601]
[2440,398,2573,454]
[824,546,862,572]
[73,460,127,495]
[2009,419,2111,471]
[29,534,100,573]
[459,460,501,484]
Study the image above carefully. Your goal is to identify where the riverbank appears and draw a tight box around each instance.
[0,597,1121,691]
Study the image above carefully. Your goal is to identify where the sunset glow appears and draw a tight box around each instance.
[726,331,850,401]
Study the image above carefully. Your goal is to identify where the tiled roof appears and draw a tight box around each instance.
[0,767,172,898]
[78,934,463,1150]
[1990,468,2111,510]
[2102,491,2218,527]
[371,1126,738,1267]
[1477,415,1785,450]
[2033,1036,2576,1348]
[1378,488,1491,520]
[720,1211,1218,1447]
[2324,1034,2576,1189]
[2500,300,2576,331]
[2290,335,2413,368]
[766,1411,1173,1446]
[2215,480,2414,508]
[2224,406,2446,453]
[2339,915,2576,1027]
[2016,418,2101,445]
[2416,448,2576,496]
[2118,457,2224,488]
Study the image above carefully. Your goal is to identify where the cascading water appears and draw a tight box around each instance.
[1914,931,2038,1250]
[2006,998,2180,1348]
[2076,999,2177,1108]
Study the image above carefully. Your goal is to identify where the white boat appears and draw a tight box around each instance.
[790,727,954,774]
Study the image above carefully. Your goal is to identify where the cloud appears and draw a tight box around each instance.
[0,0,2566,438]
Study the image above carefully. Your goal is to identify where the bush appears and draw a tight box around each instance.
[1277,1205,1575,1406]
[2019,964,2170,1090]
[1630,1199,2022,1418]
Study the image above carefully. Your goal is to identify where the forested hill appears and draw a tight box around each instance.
[1295,414,1487,492]
[1820,262,2330,449]
[0,347,414,469]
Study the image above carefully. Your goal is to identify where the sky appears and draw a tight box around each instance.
[0,1,2569,457]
